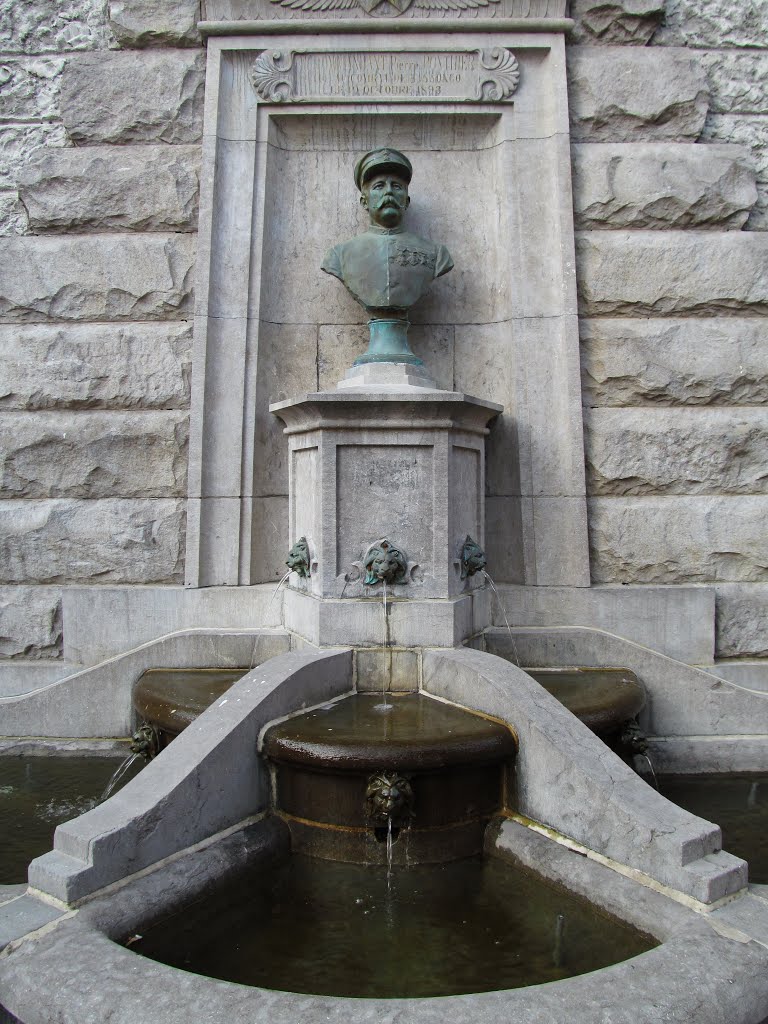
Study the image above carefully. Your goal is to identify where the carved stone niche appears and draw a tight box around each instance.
[270,387,500,647]
[186,24,589,595]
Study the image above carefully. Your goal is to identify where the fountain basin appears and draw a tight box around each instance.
[524,667,646,738]
[263,692,517,864]
[133,668,248,748]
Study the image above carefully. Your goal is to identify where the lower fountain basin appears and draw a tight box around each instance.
[524,667,646,738]
[130,851,655,998]
[133,668,248,748]
[0,748,141,884]
[263,692,517,865]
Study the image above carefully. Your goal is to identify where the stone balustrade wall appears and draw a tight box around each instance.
[570,0,768,659]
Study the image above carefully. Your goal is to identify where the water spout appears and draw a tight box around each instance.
[251,568,292,668]
[634,752,659,791]
[482,571,520,667]
[99,752,140,804]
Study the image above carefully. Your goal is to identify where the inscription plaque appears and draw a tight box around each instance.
[250,48,520,103]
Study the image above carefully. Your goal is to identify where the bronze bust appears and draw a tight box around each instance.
[322,148,453,367]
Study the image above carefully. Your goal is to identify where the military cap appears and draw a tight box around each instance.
[354,148,413,191]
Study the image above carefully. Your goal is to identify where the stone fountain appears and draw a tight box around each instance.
[3,60,768,1024]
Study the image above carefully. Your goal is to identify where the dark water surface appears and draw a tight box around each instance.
[659,774,768,884]
[132,854,655,997]
[0,754,141,884]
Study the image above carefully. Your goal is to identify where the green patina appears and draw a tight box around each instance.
[321,148,453,368]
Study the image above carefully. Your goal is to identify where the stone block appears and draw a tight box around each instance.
[19,145,200,233]
[653,0,767,48]
[252,322,319,498]
[485,496,527,584]
[0,235,195,323]
[568,0,662,44]
[0,58,64,122]
[491,583,714,663]
[700,52,768,116]
[715,584,768,659]
[0,123,70,190]
[108,0,201,47]
[581,318,768,407]
[0,410,188,499]
[249,496,289,584]
[0,586,61,659]
[355,648,419,692]
[0,323,191,410]
[588,496,768,584]
[567,47,709,142]
[572,143,756,229]
[0,0,111,54]
[585,408,768,496]
[648,736,768,774]
[0,498,185,584]
[0,191,28,235]
[576,232,768,316]
[703,115,768,231]
[60,50,205,144]
[62,586,286,664]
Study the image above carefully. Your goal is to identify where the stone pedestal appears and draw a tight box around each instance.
[271,383,501,646]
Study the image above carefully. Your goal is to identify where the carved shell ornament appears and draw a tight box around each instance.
[477,47,520,100]
[249,50,294,102]
[270,0,500,12]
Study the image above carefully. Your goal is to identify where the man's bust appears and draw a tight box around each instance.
[322,148,453,366]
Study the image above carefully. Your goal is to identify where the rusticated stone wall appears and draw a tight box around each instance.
[571,0,768,659]
[0,0,201,657]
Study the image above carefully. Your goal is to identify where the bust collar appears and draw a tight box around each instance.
[366,224,406,235]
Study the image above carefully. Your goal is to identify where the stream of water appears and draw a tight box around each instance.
[250,569,292,669]
[374,581,392,712]
[482,571,521,666]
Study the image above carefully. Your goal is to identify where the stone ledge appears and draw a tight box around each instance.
[580,318,768,407]
[0,235,195,323]
[62,584,285,664]
[576,232,768,316]
[488,582,714,663]
[572,142,756,229]
[19,145,201,233]
[0,629,291,738]
[61,49,205,144]
[567,46,709,142]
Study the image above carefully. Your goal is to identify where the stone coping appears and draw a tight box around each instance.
[2,816,768,1024]
[199,17,576,35]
